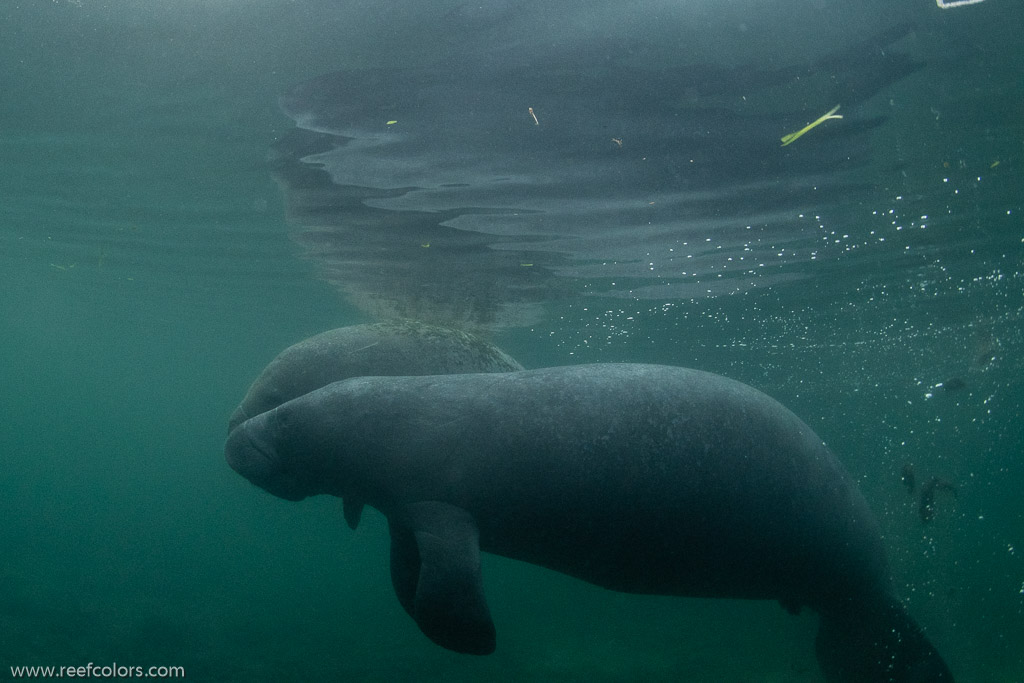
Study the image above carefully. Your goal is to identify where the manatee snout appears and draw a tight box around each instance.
[225,418,308,502]
[226,405,249,435]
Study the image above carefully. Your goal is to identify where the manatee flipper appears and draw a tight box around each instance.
[387,501,495,655]
[343,496,365,530]
[815,596,954,682]
[388,521,418,618]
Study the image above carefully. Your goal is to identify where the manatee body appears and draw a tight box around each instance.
[228,320,523,433]
[225,363,953,682]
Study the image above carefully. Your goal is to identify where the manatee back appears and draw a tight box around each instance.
[477,365,892,605]
[228,320,522,432]
[323,364,891,606]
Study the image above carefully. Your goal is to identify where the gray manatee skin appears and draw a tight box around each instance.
[225,363,953,682]
[228,321,523,433]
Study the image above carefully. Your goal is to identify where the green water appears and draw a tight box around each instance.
[2,1,1021,681]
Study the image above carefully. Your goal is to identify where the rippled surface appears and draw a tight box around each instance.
[273,22,924,324]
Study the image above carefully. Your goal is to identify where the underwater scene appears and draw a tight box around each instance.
[1,0,1021,680]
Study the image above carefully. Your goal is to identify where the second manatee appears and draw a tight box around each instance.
[228,320,523,433]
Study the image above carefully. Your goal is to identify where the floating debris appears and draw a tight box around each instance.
[901,463,916,494]
[938,377,966,393]
[919,477,957,523]
[780,105,842,146]
[936,0,986,8]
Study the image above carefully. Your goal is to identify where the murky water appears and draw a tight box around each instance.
[1,1,1020,680]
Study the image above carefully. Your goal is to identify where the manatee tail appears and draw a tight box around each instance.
[815,597,954,682]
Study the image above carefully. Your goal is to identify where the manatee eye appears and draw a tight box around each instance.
[273,406,294,434]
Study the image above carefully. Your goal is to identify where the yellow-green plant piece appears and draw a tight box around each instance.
[780,105,843,146]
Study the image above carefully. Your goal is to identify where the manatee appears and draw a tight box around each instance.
[227,320,523,433]
[225,363,953,682]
